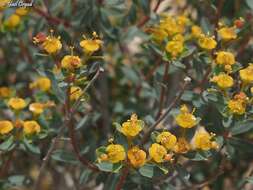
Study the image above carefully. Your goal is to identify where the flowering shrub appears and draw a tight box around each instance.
[0,0,253,190]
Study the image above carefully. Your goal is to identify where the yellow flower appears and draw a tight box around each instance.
[149,27,168,42]
[29,103,45,115]
[5,14,21,29]
[191,25,203,38]
[192,127,218,151]
[8,97,26,110]
[15,8,29,16]
[42,34,62,54]
[80,32,102,53]
[165,40,184,58]
[23,121,41,135]
[29,77,51,92]
[228,93,247,115]
[218,27,237,41]
[61,55,81,71]
[0,121,13,135]
[121,114,143,138]
[0,0,10,10]
[198,35,217,50]
[0,87,12,98]
[159,16,185,36]
[149,143,167,163]
[106,144,126,163]
[216,51,235,66]
[156,131,177,150]
[228,99,246,115]
[70,86,82,101]
[210,73,234,89]
[239,64,253,84]
[127,146,146,168]
[173,138,191,153]
[175,105,197,128]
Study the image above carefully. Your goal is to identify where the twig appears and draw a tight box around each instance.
[137,0,164,28]
[32,7,71,28]
[0,149,15,178]
[140,79,189,146]
[156,61,170,119]
[115,167,129,190]
[33,126,65,190]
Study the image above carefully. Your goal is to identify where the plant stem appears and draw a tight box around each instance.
[140,80,189,146]
[115,167,129,190]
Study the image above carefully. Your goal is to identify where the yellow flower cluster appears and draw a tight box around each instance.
[29,77,51,92]
[210,73,234,89]
[4,7,29,29]
[150,15,189,42]
[228,92,248,115]
[165,34,184,58]
[175,105,197,128]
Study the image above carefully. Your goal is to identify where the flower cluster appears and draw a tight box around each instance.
[96,109,218,172]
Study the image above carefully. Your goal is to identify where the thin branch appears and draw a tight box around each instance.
[33,126,65,190]
[140,79,189,146]
[156,61,170,119]
[115,166,129,190]
[0,149,15,178]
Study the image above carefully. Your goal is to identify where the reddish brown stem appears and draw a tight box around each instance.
[0,150,14,178]
[137,0,163,28]
[33,7,71,28]
[156,61,170,119]
[115,167,129,190]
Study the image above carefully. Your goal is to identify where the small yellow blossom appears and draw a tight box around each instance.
[149,143,167,163]
[106,144,126,163]
[0,0,10,10]
[159,16,185,36]
[0,87,12,98]
[23,121,41,135]
[173,138,191,153]
[192,127,217,151]
[42,32,62,54]
[239,64,253,84]
[191,25,203,38]
[175,105,197,128]
[228,92,248,115]
[228,99,246,115]
[156,131,177,150]
[29,103,45,115]
[216,51,235,66]
[165,40,184,58]
[61,55,81,71]
[127,146,146,168]
[149,27,168,42]
[121,114,143,138]
[14,119,24,129]
[210,73,234,89]
[70,86,82,101]
[218,27,237,41]
[80,32,102,53]
[15,8,29,16]
[29,77,51,92]
[0,121,13,135]
[198,35,217,50]
[5,14,21,29]
[8,97,26,110]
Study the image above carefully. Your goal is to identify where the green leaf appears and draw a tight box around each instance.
[23,138,41,154]
[96,146,107,157]
[96,162,122,173]
[230,120,253,135]
[246,0,253,9]
[0,136,15,151]
[51,149,78,164]
[175,164,190,181]
[8,175,26,186]
[113,122,122,132]
[151,131,159,143]
[171,61,186,69]
[156,164,169,174]
[139,163,154,178]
